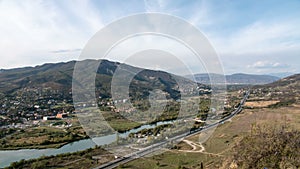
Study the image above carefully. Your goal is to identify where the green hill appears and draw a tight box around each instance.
[0,59,205,100]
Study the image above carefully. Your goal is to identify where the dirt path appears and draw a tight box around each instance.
[178,139,223,156]
[178,139,205,153]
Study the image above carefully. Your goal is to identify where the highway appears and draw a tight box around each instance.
[94,90,250,169]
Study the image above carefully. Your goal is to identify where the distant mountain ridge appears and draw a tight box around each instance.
[268,72,295,78]
[186,73,280,85]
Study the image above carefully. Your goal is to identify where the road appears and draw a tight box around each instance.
[94,90,250,169]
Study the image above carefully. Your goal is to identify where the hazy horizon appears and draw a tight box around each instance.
[0,58,297,78]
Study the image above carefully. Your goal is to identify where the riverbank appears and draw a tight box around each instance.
[0,119,177,168]
[0,126,88,150]
[5,146,112,169]
[0,136,90,150]
[0,142,67,150]
[0,118,178,150]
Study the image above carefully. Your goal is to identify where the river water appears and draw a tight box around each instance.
[0,121,173,168]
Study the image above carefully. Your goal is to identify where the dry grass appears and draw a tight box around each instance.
[244,100,280,108]
[176,141,193,151]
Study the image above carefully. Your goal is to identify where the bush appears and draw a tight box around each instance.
[232,124,300,168]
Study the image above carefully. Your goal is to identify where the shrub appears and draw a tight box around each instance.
[232,124,300,168]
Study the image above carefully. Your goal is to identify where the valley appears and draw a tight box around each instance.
[0,60,299,169]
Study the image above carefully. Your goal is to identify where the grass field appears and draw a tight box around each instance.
[0,125,87,150]
[244,100,280,108]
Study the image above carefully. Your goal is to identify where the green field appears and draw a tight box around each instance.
[0,124,87,150]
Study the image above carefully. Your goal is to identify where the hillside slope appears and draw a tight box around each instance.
[252,74,300,105]
[0,59,204,100]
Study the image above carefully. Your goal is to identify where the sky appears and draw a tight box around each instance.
[0,0,300,75]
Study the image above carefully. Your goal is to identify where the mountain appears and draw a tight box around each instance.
[258,73,300,91]
[0,59,204,100]
[252,73,300,105]
[0,61,76,95]
[186,73,280,85]
[268,72,295,78]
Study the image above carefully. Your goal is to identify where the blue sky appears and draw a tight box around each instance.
[0,0,299,75]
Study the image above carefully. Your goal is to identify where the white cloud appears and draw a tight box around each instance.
[143,1,300,74]
[144,0,171,12]
[0,0,103,68]
[210,20,300,56]
[205,19,300,74]
[248,61,289,69]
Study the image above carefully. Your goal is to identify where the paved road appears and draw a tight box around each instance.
[94,90,250,169]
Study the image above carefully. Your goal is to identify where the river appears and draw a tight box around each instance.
[0,121,174,168]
